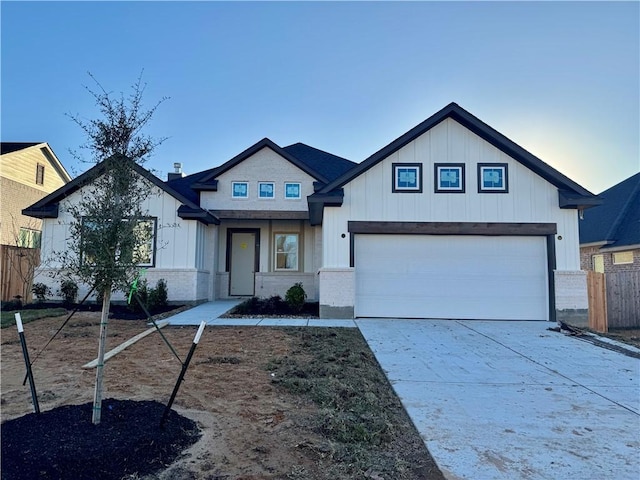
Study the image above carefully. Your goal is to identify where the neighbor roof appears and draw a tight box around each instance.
[314,102,599,209]
[579,172,640,249]
[1,142,41,155]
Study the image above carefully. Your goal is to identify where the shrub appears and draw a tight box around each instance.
[59,279,79,305]
[285,283,307,313]
[32,283,51,303]
[2,299,23,311]
[149,278,168,310]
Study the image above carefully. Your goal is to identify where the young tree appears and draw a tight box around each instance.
[59,72,167,424]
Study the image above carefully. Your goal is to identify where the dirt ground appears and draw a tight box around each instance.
[1,312,441,479]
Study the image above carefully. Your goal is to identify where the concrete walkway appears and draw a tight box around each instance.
[166,303,639,479]
[166,300,356,327]
[356,319,640,480]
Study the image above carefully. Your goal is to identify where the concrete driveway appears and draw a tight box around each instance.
[356,319,640,480]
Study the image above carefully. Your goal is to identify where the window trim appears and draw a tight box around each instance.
[258,182,275,199]
[478,163,509,193]
[612,251,634,265]
[18,228,42,248]
[434,163,465,193]
[274,232,299,271]
[284,182,301,200]
[36,163,45,185]
[392,163,423,193]
[231,181,249,199]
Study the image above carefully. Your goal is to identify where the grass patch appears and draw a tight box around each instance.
[1,308,68,329]
[267,327,444,479]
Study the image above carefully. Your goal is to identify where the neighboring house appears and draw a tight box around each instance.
[1,142,71,301]
[24,103,599,323]
[579,172,640,274]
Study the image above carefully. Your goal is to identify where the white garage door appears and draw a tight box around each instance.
[355,235,548,320]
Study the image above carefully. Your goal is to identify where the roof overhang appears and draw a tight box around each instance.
[559,190,603,210]
[210,210,308,220]
[307,189,344,226]
[22,204,59,218]
[177,205,220,225]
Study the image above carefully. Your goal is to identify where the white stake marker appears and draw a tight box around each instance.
[194,321,206,344]
[15,313,24,333]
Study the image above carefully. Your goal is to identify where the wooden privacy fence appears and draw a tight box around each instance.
[587,271,607,333]
[0,245,40,303]
[587,270,640,332]
[606,271,640,329]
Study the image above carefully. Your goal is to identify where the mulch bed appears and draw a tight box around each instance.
[1,399,201,480]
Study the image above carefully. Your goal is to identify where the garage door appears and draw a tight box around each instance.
[354,235,548,320]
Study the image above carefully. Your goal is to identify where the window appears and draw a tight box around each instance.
[284,182,301,199]
[36,163,45,185]
[232,182,248,198]
[258,182,275,199]
[275,233,298,270]
[18,228,41,248]
[392,163,422,193]
[478,163,508,193]
[435,163,465,193]
[592,254,604,273]
[613,251,634,265]
[81,217,156,267]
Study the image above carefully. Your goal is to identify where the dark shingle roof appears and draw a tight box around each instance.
[166,168,217,204]
[579,172,640,248]
[282,143,356,183]
[1,142,41,154]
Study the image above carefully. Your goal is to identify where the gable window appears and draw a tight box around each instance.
[478,163,509,193]
[435,163,465,193]
[392,163,422,193]
[613,251,634,265]
[284,183,301,199]
[232,182,248,198]
[258,182,275,199]
[275,233,298,270]
[81,217,157,267]
[36,163,45,185]
[18,228,41,248]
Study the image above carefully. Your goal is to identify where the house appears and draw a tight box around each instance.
[1,142,71,301]
[24,103,599,323]
[579,172,640,273]
[24,139,355,304]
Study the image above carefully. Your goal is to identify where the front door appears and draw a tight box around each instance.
[229,231,258,296]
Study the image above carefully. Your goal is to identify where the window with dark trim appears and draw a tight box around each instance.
[478,163,509,193]
[36,163,45,185]
[392,163,422,193]
[434,163,465,193]
[81,217,157,267]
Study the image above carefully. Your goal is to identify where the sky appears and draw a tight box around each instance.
[1,1,638,194]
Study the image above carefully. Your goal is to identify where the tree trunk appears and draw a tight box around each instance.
[92,288,111,425]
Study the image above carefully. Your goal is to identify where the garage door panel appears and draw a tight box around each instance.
[355,235,548,320]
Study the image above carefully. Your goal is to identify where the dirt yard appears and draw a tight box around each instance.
[1,312,443,479]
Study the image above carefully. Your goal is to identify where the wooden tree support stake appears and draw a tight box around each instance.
[83,320,169,369]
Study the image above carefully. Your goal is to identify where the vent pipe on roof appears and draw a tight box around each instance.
[168,162,184,181]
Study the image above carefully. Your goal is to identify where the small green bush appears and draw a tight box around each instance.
[149,278,168,309]
[32,283,51,303]
[285,282,307,313]
[59,279,79,305]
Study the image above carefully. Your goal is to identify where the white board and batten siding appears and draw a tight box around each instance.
[321,118,581,319]
[38,176,214,302]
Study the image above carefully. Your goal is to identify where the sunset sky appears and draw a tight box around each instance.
[2,1,638,194]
